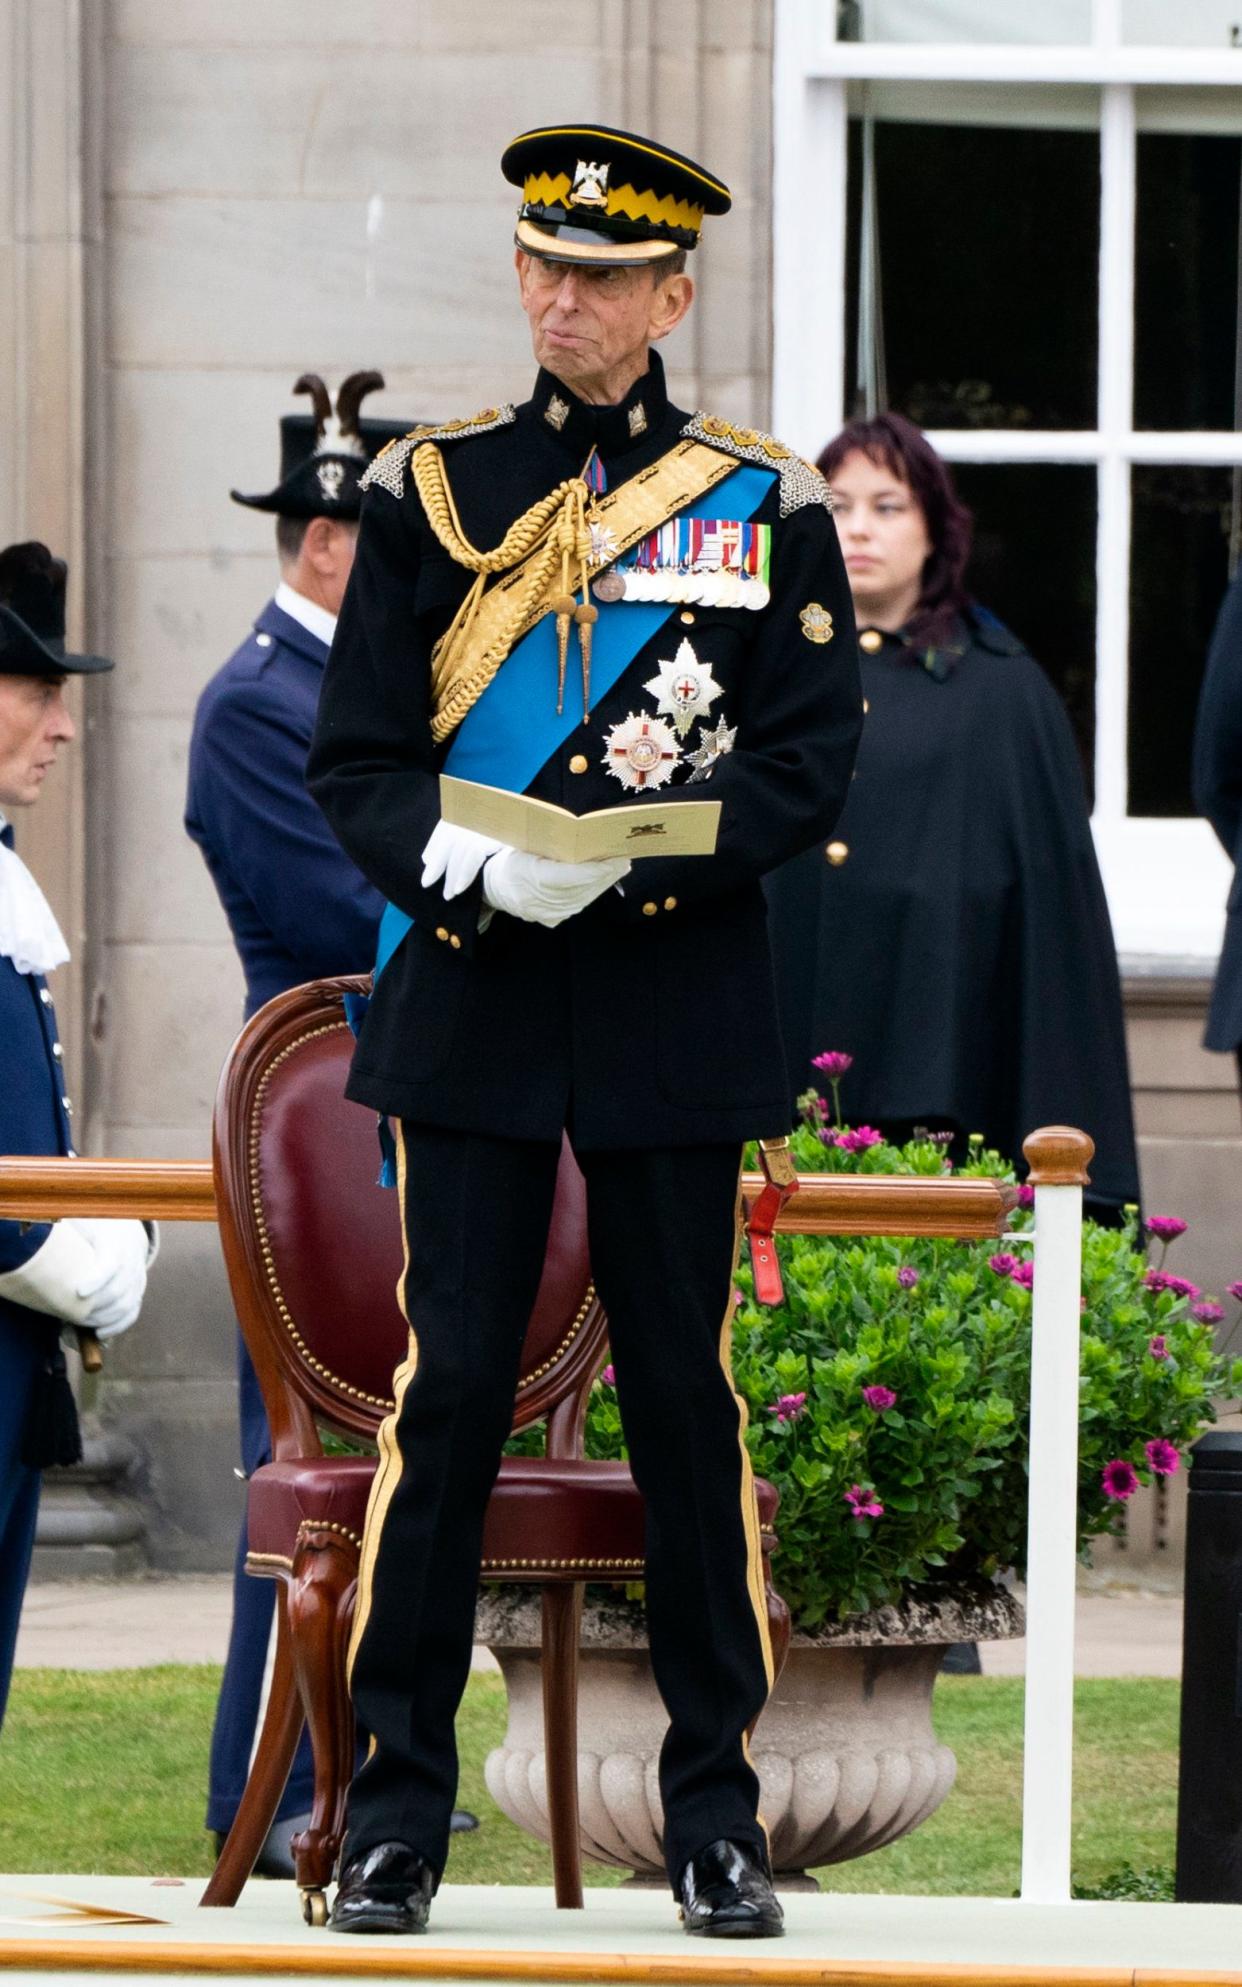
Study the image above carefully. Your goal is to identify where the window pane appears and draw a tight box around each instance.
[843,0,1091,40]
[844,117,1099,428]
[1128,467,1233,816]
[1133,127,1241,431]
[951,462,1098,798]
[1123,0,1242,43]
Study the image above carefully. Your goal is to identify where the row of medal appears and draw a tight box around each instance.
[593,518,771,611]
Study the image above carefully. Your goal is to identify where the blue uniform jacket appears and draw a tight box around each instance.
[1193,570,1242,1052]
[0,824,75,1290]
[185,599,383,1020]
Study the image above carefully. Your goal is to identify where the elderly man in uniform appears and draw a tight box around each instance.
[308,125,862,1939]
[186,373,484,1871]
[0,542,152,1726]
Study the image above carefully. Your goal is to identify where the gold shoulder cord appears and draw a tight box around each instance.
[414,444,594,741]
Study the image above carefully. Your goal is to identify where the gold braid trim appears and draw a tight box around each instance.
[413,443,592,743]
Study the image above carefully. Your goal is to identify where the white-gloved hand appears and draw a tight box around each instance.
[0,1216,148,1338]
[421,820,503,902]
[482,848,632,929]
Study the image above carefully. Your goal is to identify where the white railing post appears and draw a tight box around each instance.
[1019,1127,1095,1904]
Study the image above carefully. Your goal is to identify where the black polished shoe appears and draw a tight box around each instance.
[330,1842,434,1935]
[449,1808,479,1833]
[678,1839,785,1939]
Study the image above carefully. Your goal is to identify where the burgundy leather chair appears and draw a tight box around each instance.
[200,976,788,1921]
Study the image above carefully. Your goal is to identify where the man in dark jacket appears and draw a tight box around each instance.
[0,542,152,1724]
[186,373,420,1868]
[1194,567,1242,1081]
[307,124,861,1939]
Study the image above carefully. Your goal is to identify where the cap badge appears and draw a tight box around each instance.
[799,602,835,645]
[602,711,681,791]
[317,460,346,504]
[644,638,723,737]
[545,394,570,432]
[569,159,610,209]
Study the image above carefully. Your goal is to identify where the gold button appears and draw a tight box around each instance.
[679,611,695,626]
[449,934,462,950]
[825,841,849,866]
[435,926,449,942]
[859,629,883,654]
[569,753,589,774]
[664,897,678,912]
[642,901,658,917]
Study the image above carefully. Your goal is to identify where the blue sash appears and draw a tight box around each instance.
[370,461,775,983]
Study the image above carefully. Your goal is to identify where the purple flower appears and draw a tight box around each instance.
[766,1392,807,1424]
[1229,1282,1242,1304]
[1102,1459,1140,1502]
[862,1384,897,1412]
[1145,1269,1171,1294]
[1164,1276,1201,1302]
[837,1126,883,1154]
[1148,1335,1169,1360]
[1146,1216,1188,1244]
[1010,1260,1035,1290]
[897,1266,919,1289]
[988,1252,1019,1277]
[601,1364,615,1386]
[1144,1438,1180,1477]
[844,1483,884,1520]
[1191,1300,1225,1325]
[1016,1183,1035,1209]
[812,1051,854,1078]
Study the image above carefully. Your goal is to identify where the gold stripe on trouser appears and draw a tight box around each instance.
[346,1121,419,1704]
[719,1170,774,1848]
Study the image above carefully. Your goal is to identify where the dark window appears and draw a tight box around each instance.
[1128,465,1232,815]
[953,462,1098,799]
[1133,130,1242,432]
[844,116,1100,429]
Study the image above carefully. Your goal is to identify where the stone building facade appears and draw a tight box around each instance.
[2,0,1238,1572]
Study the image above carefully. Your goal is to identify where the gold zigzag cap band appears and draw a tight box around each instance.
[523,171,705,235]
[516,125,729,200]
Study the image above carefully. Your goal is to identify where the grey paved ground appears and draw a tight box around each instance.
[15,1575,1182,1676]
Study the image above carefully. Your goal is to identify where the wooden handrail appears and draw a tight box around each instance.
[0,1157,1015,1238]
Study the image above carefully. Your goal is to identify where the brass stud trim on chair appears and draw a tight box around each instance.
[244,1550,294,1573]
[516,1283,596,1391]
[295,1518,363,1550]
[481,1556,646,1572]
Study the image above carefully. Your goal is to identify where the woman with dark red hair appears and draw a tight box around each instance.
[766,414,1139,1220]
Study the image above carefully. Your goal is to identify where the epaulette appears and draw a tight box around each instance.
[361,405,517,498]
[681,413,833,519]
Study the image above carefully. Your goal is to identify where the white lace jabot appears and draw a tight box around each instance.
[0,811,70,977]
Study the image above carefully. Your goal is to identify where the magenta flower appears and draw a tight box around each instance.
[1148,1335,1169,1360]
[1010,1260,1035,1290]
[862,1384,897,1412]
[1229,1281,1242,1304]
[1144,1438,1180,1477]
[1145,1269,1171,1294]
[1102,1459,1140,1501]
[766,1392,807,1424]
[601,1364,615,1386]
[844,1483,884,1520]
[1016,1183,1035,1209]
[837,1126,883,1154]
[1146,1216,1187,1244]
[1164,1276,1201,1302]
[812,1052,854,1078]
[988,1252,1019,1277]
[897,1266,919,1289]
[1191,1300,1225,1324]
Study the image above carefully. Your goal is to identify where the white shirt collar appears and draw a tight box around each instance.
[273,582,338,652]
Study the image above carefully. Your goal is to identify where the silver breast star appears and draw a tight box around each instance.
[686,717,738,783]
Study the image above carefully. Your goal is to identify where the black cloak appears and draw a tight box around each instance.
[765,609,1141,1216]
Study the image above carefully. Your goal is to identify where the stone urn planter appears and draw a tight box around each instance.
[478,1582,1022,1884]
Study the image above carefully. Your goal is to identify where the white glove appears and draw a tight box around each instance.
[482,847,632,928]
[421,820,503,901]
[0,1216,149,1338]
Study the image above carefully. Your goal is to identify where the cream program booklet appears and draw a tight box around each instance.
[440,775,721,863]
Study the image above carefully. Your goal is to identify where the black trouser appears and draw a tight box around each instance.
[342,1123,773,1891]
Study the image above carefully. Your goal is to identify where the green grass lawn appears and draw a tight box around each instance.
[0,1668,1177,1895]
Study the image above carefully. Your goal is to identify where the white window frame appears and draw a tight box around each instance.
[773,0,1242,962]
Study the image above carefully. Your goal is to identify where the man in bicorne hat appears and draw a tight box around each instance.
[309,126,862,1938]
[0,543,153,1725]
[187,371,472,1871]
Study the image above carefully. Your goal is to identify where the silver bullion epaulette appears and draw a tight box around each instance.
[681,413,834,519]
[361,405,517,498]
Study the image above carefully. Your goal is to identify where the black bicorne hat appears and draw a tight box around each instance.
[501,122,732,268]
[231,371,412,520]
[0,543,112,678]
